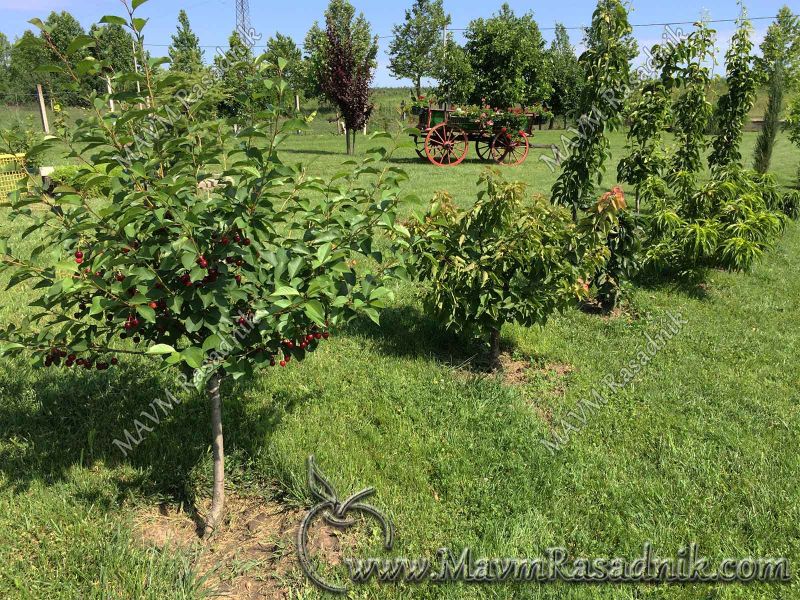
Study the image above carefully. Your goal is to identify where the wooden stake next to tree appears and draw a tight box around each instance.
[105,76,115,112]
[36,85,50,134]
[295,94,301,134]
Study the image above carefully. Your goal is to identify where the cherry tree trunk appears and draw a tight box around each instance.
[204,371,225,538]
[489,327,501,370]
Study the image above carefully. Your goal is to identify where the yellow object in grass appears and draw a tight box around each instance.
[0,154,26,197]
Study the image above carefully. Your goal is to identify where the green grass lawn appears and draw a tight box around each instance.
[0,115,799,598]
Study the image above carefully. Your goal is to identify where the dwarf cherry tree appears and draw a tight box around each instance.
[0,2,408,536]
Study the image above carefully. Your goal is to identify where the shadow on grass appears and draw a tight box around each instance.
[388,156,495,167]
[279,147,346,157]
[634,266,712,301]
[0,359,306,505]
[341,304,516,372]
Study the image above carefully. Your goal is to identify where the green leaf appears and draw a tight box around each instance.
[202,335,221,352]
[28,18,47,31]
[67,35,96,55]
[181,347,204,369]
[181,251,197,270]
[99,15,128,26]
[136,305,156,323]
[132,0,149,9]
[316,242,332,265]
[303,299,325,325]
[273,285,300,297]
[147,344,176,355]
[132,17,148,32]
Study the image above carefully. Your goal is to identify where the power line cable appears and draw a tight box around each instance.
[140,12,796,49]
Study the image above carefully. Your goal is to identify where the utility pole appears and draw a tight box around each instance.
[236,0,253,48]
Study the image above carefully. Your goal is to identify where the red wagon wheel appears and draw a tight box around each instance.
[490,130,530,166]
[425,123,469,167]
[412,135,427,160]
[475,139,492,161]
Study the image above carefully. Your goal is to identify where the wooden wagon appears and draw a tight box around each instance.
[411,104,541,167]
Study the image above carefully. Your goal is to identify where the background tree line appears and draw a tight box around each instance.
[1,1,800,166]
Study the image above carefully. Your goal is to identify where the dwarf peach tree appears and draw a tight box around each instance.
[0,2,408,536]
[408,172,619,369]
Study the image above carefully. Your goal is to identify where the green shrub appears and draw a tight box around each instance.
[586,187,642,310]
[408,171,616,367]
[647,168,787,272]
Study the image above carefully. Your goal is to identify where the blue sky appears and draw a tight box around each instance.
[0,0,796,86]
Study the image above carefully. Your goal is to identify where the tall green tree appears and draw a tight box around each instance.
[88,23,137,96]
[753,6,800,173]
[547,23,583,127]
[387,0,450,97]
[0,33,11,98]
[42,11,90,105]
[709,12,758,170]
[550,0,639,310]
[90,23,135,74]
[214,32,264,121]
[464,4,550,107]
[263,33,304,97]
[432,38,474,105]
[8,31,47,102]
[168,10,205,75]
[649,20,715,192]
[551,0,636,217]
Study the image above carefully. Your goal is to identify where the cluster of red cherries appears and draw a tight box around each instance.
[272,329,331,368]
[43,347,118,370]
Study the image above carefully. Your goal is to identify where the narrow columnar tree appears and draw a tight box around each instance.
[303,0,377,103]
[547,23,583,128]
[550,0,636,218]
[753,6,800,174]
[388,0,450,98]
[549,0,638,311]
[617,76,671,211]
[661,21,716,188]
[709,11,758,171]
[168,10,204,75]
[320,16,374,155]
